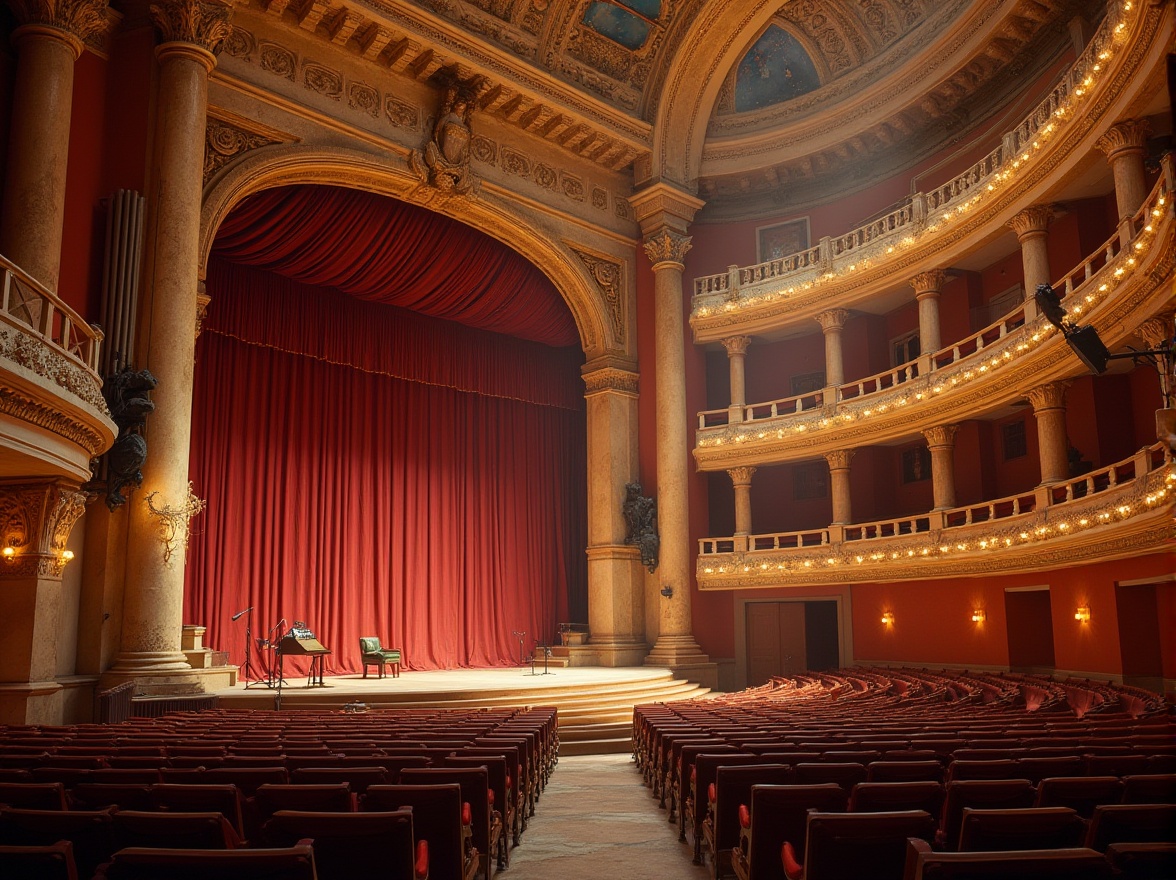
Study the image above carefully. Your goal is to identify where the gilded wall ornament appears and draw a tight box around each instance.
[0,481,87,581]
[582,367,638,396]
[410,74,485,195]
[500,147,531,178]
[304,63,343,100]
[471,135,497,164]
[221,24,253,60]
[145,482,206,568]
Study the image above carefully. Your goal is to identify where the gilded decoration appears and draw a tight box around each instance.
[0,480,87,580]
[0,387,106,456]
[582,367,639,396]
[910,268,948,297]
[148,0,233,53]
[569,246,626,346]
[824,448,855,470]
[144,481,206,568]
[410,73,486,194]
[203,118,280,184]
[8,0,108,42]
[0,324,107,414]
[815,308,849,333]
[642,230,691,267]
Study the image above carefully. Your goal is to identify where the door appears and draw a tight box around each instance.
[1116,583,1164,693]
[746,602,828,686]
[1005,588,1055,672]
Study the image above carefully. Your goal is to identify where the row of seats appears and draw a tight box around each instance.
[633,668,1174,880]
[0,705,558,880]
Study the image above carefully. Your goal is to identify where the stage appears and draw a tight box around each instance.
[211,665,713,754]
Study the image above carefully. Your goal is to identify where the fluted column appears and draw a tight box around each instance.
[110,0,231,682]
[582,364,647,665]
[922,424,959,510]
[825,450,855,525]
[910,270,948,354]
[728,467,756,552]
[722,335,751,423]
[1028,381,1072,485]
[0,0,108,292]
[0,479,87,723]
[1096,120,1151,222]
[816,309,850,389]
[1009,206,1054,318]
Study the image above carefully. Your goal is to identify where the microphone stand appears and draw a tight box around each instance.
[235,607,265,689]
[512,630,527,667]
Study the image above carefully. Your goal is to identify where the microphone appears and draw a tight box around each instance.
[231,606,253,622]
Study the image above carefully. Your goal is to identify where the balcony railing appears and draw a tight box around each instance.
[696,165,1171,435]
[692,0,1132,316]
[1,255,104,379]
[697,443,1172,584]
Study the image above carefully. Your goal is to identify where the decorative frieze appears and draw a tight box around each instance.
[148,0,232,53]
[582,366,639,397]
[304,62,343,100]
[0,324,107,413]
[259,41,296,79]
[384,96,420,129]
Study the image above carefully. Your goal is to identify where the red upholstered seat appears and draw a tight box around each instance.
[937,779,1036,851]
[867,761,944,783]
[957,806,1086,852]
[1085,803,1176,852]
[902,838,1112,880]
[0,781,68,809]
[793,762,869,792]
[1105,842,1176,880]
[111,809,242,850]
[1121,774,1176,804]
[363,783,479,880]
[0,839,79,880]
[0,805,117,879]
[848,781,945,821]
[781,809,936,880]
[94,840,318,880]
[704,763,792,880]
[1034,775,1125,818]
[731,783,847,880]
[261,810,424,880]
[402,765,499,880]
[288,766,387,794]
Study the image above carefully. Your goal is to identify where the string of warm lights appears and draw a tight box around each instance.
[696,184,1167,449]
[698,455,1173,582]
[691,0,1139,324]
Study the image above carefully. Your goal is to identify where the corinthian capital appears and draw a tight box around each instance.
[910,269,949,298]
[721,336,751,358]
[642,230,691,268]
[824,449,855,470]
[1008,205,1054,239]
[922,424,959,448]
[727,466,757,487]
[8,0,108,45]
[1136,313,1174,349]
[149,0,233,54]
[1096,119,1151,159]
[1026,380,1071,412]
[815,309,850,333]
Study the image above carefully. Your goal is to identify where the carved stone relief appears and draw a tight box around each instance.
[591,187,608,210]
[533,164,557,189]
[385,97,420,129]
[204,118,280,184]
[471,135,497,164]
[501,147,531,177]
[569,246,626,347]
[304,62,343,100]
[560,173,585,201]
[221,24,254,60]
[259,42,296,80]
[0,481,88,580]
[348,82,380,117]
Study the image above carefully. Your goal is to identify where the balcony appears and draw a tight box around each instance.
[0,256,116,480]
[693,171,1174,469]
[697,443,1172,589]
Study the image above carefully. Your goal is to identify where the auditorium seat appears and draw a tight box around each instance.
[1105,842,1176,880]
[261,809,425,880]
[150,783,246,838]
[937,779,1037,851]
[71,782,156,811]
[867,761,944,783]
[0,781,68,809]
[901,839,1112,880]
[781,809,936,880]
[703,763,792,880]
[689,753,762,862]
[289,766,387,794]
[402,766,499,878]
[956,806,1086,852]
[1120,774,1176,804]
[362,783,479,880]
[848,782,945,821]
[1013,756,1085,784]
[111,809,242,850]
[0,805,117,878]
[793,762,869,792]
[0,839,79,880]
[444,754,513,864]
[1034,775,1125,818]
[673,741,740,821]
[1085,803,1176,852]
[94,840,318,880]
[945,760,1020,782]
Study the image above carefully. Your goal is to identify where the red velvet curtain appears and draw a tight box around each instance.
[184,190,587,674]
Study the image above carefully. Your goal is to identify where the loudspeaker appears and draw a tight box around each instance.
[1066,324,1111,374]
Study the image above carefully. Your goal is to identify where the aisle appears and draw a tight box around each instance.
[504,753,713,880]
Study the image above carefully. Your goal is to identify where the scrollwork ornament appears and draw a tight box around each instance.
[144,482,206,568]
[149,0,233,55]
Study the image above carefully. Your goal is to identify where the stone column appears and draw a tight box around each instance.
[1028,381,1071,485]
[922,424,959,510]
[0,0,108,292]
[825,450,855,525]
[1096,120,1151,222]
[728,466,756,551]
[0,480,87,724]
[1009,206,1054,317]
[629,183,713,685]
[722,335,751,424]
[582,363,647,666]
[910,269,948,354]
[816,309,850,389]
[108,0,231,688]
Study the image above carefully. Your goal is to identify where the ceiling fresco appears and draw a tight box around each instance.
[731,24,822,113]
[581,0,660,51]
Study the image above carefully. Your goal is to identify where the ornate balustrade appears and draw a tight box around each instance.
[0,254,114,479]
[690,0,1153,332]
[696,444,1172,589]
[694,169,1173,465]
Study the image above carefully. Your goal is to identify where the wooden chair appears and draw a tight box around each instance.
[363,783,478,880]
[359,637,402,678]
[782,809,936,880]
[261,809,425,880]
[956,806,1086,852]
[902,838,1112,880]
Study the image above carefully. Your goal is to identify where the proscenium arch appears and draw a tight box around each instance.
[650,1,783,189]
[197,144,618,363]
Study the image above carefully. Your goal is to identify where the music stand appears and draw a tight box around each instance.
[529,645,554,676]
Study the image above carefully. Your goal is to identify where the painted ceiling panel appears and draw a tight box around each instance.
[734,25,821,113]
[582,1,656,50]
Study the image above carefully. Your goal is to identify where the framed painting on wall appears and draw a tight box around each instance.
[757,218,810,263]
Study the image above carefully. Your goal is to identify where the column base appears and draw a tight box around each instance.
[0,680,64,725]
[644,635,718,688]
[584,638,651,667]
[99,664,235,697]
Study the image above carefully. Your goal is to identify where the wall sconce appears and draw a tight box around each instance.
[1074,605,1091,623]
[660,584,674,598]
[61,550,74,563]
[1,546,14,563]
[971,609,986,623]
[880,611,895,625]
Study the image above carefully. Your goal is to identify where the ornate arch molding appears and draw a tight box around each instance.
[648,1,782,189]
[197,144,618,360]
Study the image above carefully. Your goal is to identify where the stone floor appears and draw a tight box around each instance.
[504,753,713,880]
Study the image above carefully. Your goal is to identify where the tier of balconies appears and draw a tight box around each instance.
[0,256,115,481]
